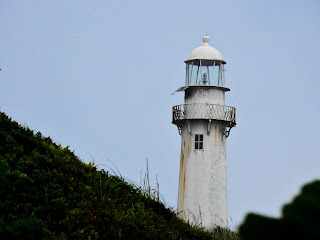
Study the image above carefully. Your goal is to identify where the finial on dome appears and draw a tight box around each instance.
[202,35,210,45]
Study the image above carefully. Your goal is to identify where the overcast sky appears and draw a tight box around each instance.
[1,1,320,228]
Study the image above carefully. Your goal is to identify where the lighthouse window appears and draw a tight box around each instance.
[195,134,203,150]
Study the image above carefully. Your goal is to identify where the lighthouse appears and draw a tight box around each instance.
[172,36,236,228]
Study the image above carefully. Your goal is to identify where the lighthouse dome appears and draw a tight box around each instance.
[186,36,226,64]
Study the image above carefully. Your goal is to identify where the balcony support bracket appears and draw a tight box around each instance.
[186,120,192,135]
[177,125,182,136]
[225,124,234,138]
[207,119,212,135]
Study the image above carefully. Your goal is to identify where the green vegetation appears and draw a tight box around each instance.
[240,180,320,240]
[0,112,239,240]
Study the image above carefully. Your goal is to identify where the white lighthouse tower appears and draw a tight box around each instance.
[172,35,236,228]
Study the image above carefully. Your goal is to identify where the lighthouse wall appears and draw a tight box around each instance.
[177,119,228,228]
[177,86,229,228]
[184,87,226,105]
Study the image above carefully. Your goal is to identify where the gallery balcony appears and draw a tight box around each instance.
[172,103,236,127]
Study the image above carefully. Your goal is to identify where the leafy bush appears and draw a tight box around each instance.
[239,180,320,240]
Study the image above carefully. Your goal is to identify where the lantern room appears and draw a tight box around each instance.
[185,36,226,87]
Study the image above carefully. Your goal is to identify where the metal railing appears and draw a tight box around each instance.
[172,103,236,124]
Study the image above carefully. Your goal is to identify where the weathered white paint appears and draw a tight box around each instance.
[177,88,229,228]
[173,36,235,229]
[187,36,225,63]
[184,87,226,105]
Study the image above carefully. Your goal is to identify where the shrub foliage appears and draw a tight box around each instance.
[239,180,320,240]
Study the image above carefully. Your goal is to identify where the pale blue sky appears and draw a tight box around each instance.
[1,1,320,227]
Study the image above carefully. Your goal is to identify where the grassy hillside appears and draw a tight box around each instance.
[0,112,238,240]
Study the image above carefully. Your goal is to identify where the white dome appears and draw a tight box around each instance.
[186,36,225,63]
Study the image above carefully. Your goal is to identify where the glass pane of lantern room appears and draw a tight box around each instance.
[186,63,191,86]
[212,65,220,86]
[198,65,212,85]
[189,64,199,86]
[207,66,213,85]
[186,63,211,86]
[186,61,224,86]
[186,63,192,86]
